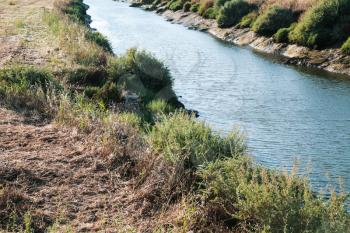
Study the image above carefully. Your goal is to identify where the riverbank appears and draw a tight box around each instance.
[1,0,350,232]
[136,3,350,77]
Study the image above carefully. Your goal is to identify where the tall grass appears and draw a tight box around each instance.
[43,11,108,66]
[0,66,62,117]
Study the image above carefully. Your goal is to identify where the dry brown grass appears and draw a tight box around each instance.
[246,0,316,12]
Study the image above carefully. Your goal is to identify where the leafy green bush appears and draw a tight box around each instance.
[289,0,350,48]
[190,3,199,12]
[217,0,254,28]
[252,7,295,36]
[133,50,172,92]
[183,2,191,12]
[85,31,113,53]
[273,23,296,43]
[199,158,350,232]
[167,0,184,11]
[341,37,350,54]
[214,0,229,7]
[203,7,219,19]
[238,11,257,28]
[147,112,246,167]
[198,0,214,16]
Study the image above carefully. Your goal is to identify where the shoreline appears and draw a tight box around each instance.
[137,3,350,77]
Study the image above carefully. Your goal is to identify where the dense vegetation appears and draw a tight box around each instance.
[152,0,350,52]
[252,7,295,36]
[1,0,350,232]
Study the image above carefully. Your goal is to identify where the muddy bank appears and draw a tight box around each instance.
[137,3,350,77]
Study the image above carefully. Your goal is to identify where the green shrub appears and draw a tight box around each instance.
[199,158,350,232]
[190,3,199,12]
[61,0,90,24]
[94,81,122,104]
[252,7,295,36]
[198,0,214,16]
[105,49,179,108]
[214,0,229,7]
[273,23,296,43]
[66,67,107,87]
[203,7,219,19]
[133,50,173,92]
[183,2,191,12]
[147,112,246,167]
[238,11,257,28]
[341,37,350,54]
[217,0,254,28]
[168,0,184,11]
[85,31,113,53]
[289,0,350,48]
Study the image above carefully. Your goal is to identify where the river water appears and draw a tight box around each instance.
[85,0,350,191]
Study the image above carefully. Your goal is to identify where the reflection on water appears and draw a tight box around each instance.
[85,0,350,191]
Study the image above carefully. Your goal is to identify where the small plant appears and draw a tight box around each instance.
[238,11,258,28]
[341,37,350,54]
[217,0,255,28]
[252,7,295,36]
[183,2,191,12]
[190,3,199,12]
[167,0,184,11]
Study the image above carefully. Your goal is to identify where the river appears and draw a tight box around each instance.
[85,0,350,191]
